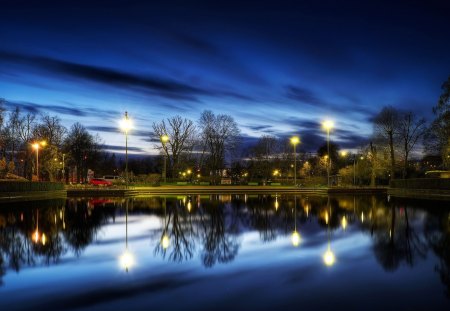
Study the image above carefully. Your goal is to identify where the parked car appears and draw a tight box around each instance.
[89,178,112,186]
[102,175,125,183]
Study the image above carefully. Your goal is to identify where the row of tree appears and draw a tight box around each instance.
[0,99,113,182]
[1,76,448,184]
[152,77,448,185]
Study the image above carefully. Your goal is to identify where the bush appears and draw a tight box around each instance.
[390,178,450,190]
[0,181,65,192]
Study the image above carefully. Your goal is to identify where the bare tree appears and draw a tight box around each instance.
[373,106,399,180]
[17,113,37,179]
[250,135,279,180]
[398,111,426,178]
[198,110,240,183]
[63,123,98,183]
[152,116,196,178]
[34,115,68,181]
[426,76,450,168]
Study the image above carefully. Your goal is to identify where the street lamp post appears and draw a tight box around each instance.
[290,136,300,186]
[32,141,46,181]
[62,153,65,183]
[120,112,132,188]
[161,135,169,183]
[322,120,334,187]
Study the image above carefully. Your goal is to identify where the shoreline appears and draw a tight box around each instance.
[1,185,449,202]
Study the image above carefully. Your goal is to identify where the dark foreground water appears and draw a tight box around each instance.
[0,194,449,311]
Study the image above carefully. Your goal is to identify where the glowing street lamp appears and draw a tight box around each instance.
[120,112,132,188]
[322,120,334,187]
[32,141,46,181]
[161,135,169,183]
[290,136,300,186]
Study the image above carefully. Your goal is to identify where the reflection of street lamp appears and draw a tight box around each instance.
[32,141,46,181]
[161,198,170,249]
[323,198,336,266]
[120,200,134,272]
[161,135,169,183]
[290,136,300,186]
[322,120,334,187]
[120,112,132,188]
[291,196,301,247]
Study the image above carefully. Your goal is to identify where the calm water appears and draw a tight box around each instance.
[0,194,449,311]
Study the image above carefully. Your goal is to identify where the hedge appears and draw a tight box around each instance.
[0,181,65,192]
[390,178,450,190]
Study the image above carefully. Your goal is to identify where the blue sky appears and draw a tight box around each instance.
[1,0,449,155]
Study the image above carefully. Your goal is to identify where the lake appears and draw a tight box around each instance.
[0,194,449,310]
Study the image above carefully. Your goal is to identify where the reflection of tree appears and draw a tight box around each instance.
[372,204,427,271]
[424,210,450,298]
[199,200,239,268]
[247,195,277,242]
[63,199,113,256]
[154,198,196,263]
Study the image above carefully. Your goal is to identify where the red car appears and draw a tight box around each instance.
[89,178,112,186]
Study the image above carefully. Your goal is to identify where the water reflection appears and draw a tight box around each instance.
[0,195,449,299]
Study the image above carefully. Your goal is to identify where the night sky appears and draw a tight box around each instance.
[1,0,449,155]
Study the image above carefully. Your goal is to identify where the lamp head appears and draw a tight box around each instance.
[322,120,334,131]
[290,136,300,145]
[120,111,132,133]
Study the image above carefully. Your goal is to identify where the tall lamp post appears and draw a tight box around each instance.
[161,135,169,183]
[32,141,46,181]
[322,120,334,187]
[120,112,132,188]
[61,153,65,183]
[290,136,300,186]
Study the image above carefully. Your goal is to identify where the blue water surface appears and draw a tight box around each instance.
[0,194,449,310]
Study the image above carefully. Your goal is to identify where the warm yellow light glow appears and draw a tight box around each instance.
[32,143,40,150]
[41,141,46,147]
[340,151,348,157]
[290,136,300,145]
[161,135,169,143]
[120,113,132,133]
[273,169,279,176]
[325,211,329,225]
[161,235,170,249]
[187,201,192,212]
[41,233,46,246]
[197,174,201,178]
[323,247,336,266]
[341,216,348,230]
[33,230,39,243]
[182,172,186,177]
[120,250,134,271]
[361,212,364,223]
[291,230,301,247]
[187,169,191,174]
[322,120,334,131]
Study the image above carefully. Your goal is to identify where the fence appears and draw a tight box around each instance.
[390,178,450,190]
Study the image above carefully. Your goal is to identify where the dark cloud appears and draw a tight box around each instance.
[5,100,87,116]
[0,50,256,103]
[285,85,327,106]
[86,126,152,138]
[245,124,273,131]
[102,144,145,152]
